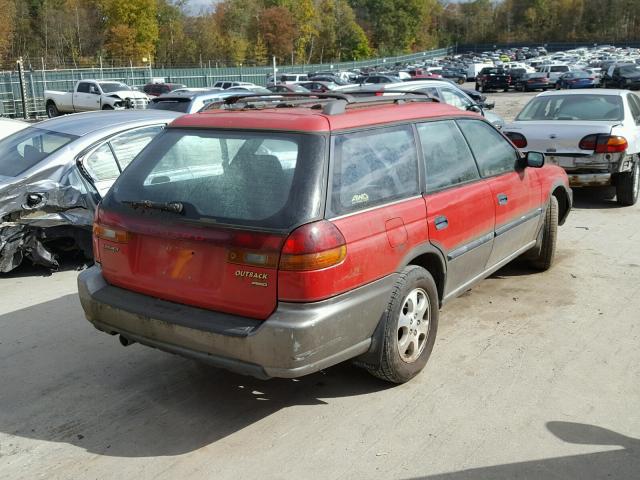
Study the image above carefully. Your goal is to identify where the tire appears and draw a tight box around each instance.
[46,101,59,118]
[365,266,439,384]
[458,78,465,85]
[102,104,114,110]
[529,195,558,271]
[481,85,487,93]
[616,160,639,206]
[475,83,480,91]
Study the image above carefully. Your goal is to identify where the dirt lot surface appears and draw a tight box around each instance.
[1,91,639,480]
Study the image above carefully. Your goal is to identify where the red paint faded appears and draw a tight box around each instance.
[170,102,473,133]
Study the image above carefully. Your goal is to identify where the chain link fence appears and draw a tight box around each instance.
[0,48,451,118]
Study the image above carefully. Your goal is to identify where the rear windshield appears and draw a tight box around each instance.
[0,127,78,177]
[108,129,326,230]
[550,66,570,73]
[148,98,191,113]
[516,94,624,121]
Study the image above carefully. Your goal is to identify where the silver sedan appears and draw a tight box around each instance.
[0,109,182,272]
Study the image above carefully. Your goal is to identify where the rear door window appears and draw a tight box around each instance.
[330,125,419,215]
[76,82,90,93]
[439,88,472,110]
[84,143,120,181]
[417,120,480,191]
[110,126,164,170]
[457,119,519,177]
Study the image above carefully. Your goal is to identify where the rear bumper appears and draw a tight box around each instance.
[567,172,611,187]
[78,266,395,379]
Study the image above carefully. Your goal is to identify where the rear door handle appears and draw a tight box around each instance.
[434,215,449,230]
[497,193,508,205]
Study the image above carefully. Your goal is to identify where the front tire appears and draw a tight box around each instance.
[366,266,439,384]
[529,196,558,271]
[616,160,639,206]
[102,104,114,110]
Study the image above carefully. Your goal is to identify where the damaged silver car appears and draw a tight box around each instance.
[0,109,182,272]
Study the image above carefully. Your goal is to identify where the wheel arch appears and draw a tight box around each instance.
[355,244,446,368]
[398,243,447,306]
[551,184,571,226]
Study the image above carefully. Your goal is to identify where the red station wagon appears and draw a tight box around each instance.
[78,93,572,384]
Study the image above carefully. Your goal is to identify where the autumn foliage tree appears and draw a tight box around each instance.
[6,0,640,70]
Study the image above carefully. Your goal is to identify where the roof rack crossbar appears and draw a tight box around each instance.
[211,91,441,116]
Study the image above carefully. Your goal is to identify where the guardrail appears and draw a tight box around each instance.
[0,47,452,118]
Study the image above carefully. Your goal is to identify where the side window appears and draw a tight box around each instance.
[84,143,120,181]
[417,120,480,192]
[457,119,519,177]
[110,126,164,170]
[88,83,100,95]
[439,88,471,110]
[76,82,90,93]
[331,125,419,215]
[627,94,640,124]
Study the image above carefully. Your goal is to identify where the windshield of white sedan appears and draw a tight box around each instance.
[516,94,624,121]
[110,129,326,229]
[0,127,78,177]
[99,82,131,93]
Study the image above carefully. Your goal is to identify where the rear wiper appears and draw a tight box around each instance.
[122,200,184,214]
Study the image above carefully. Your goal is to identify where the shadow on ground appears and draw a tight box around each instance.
[572,186,620,210]
[406,422,640,480]
[0,294,391,458]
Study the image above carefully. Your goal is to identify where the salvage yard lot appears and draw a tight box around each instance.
[1,91,639,480]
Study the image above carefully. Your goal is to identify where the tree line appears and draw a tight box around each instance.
[1,0,640,70]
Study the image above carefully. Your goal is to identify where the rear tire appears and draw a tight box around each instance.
[616,161,639,206]
[529,196,558,271]
[46,101,59,118]
[365,266,439,384]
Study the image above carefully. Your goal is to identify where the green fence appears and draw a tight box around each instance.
[0,48,451,118]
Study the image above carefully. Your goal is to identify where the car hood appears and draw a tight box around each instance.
[505,120,621,153]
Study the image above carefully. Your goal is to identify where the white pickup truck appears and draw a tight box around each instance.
[44,80,149,118]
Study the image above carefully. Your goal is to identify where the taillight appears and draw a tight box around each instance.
[93,207,129,243]
[279,220,346,271]
[93,223,130,243]
[505,132,528,148]
[579,134,628,153]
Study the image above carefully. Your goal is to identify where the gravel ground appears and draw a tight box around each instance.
[1,91,639,480]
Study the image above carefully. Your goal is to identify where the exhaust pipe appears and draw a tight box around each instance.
[119,335,135,347]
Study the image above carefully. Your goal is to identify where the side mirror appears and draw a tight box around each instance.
[465,104,483,113]
[526,151,545,168]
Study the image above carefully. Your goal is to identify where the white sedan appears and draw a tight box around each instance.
[504,89,640,206]
[0,118,28,140]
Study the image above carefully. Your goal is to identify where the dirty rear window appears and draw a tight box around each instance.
[108,129,326,230]
[0,127,78,177]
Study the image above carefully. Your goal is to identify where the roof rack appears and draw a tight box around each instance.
[204,91,440,116]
